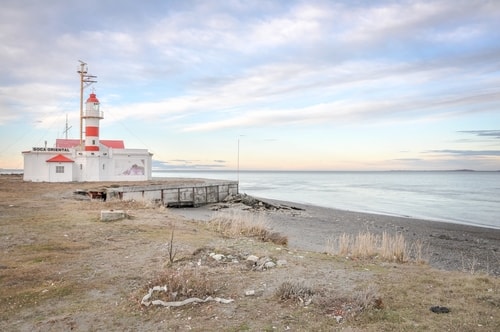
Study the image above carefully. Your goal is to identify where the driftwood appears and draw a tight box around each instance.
[141,286,234,307]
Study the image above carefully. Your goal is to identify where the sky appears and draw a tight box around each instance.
[1,0,500,171]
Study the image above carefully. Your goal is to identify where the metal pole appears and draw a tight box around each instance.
[77,60,97,149]
[79,65,84,147]
[237,137,240,183]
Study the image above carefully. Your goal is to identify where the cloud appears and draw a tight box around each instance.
[153,159,227,170]
[428,149,500,156]
[392,158,423,162]
[458,130,500,139]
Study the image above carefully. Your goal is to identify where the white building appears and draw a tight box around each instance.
[22,92,153,182]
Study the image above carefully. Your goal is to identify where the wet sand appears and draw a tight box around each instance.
[171,197,500,276]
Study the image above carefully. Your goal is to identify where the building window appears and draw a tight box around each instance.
[56,166,64,173]
[92,140,96,145]
[80,164,83,170]
[102,164,105,170]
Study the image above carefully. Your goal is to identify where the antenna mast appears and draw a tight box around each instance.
[77,60,97,148]
[63,114,72,139]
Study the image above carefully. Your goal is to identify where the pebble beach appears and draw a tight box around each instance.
[171,196,500,276]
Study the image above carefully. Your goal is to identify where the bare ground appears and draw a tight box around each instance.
[1,174,499,331]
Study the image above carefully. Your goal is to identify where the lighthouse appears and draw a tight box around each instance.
[83,92,103,152]
[22,61,153,182]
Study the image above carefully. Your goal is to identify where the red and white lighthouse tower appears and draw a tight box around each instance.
[83,92,103,152]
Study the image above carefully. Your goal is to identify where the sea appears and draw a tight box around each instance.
[154,170,500,230]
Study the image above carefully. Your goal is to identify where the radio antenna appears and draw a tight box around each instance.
[63,114,72,139]
[77,60,97,147]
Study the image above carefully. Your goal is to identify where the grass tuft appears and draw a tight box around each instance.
[207,210,287,245]
[146,267,216,302]
[316,284,383,322]
[327,231,423,263]
[275,280,315,303]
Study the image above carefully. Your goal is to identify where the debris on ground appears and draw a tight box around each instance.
[141,286,234,307]
[215,193,304,212]
[430,306,450,314]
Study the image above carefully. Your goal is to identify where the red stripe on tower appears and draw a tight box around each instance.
[86,126,99,136]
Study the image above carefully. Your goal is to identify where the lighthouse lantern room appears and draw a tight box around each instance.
[22,61,153,182]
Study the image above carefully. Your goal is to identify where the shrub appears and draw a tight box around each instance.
[275,280,315,303]
[147,267,216,302]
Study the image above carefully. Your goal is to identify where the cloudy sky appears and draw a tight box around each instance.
[1,0,499,171]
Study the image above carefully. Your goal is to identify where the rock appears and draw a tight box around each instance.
[246,255,259,262]
[209,253,225,261]
[245,290,255,296]
[264,261,276,268]
[276,259,287,267]
[257,257,271,265]
[430,306,450,314]
[100,210,126,222]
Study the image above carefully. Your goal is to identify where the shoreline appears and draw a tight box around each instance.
[171,195,500,276]
[243,194,500,231]
[307,203,500,231]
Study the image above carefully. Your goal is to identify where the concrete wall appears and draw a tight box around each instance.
[112,182,239,207]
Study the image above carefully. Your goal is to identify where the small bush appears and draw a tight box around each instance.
[316,284,383,322]
[275,280,315,303]
[147,267,216,302]
[353,284,384,310]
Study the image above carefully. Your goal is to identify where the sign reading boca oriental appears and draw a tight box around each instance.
[32,147,70,152]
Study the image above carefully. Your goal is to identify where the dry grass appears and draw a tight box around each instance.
[316,284,384,322]
[275,280,384,323]
[145,266,217,303]
[275,280,315,303]
[207,210,288,245]
[327,231,420,263]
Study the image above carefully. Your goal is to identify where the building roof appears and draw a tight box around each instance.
[46,154,75,163]
[56,139,125,149]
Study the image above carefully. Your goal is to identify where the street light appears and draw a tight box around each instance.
[237,135,245,183]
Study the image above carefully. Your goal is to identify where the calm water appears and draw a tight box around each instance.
[154,170,500,229]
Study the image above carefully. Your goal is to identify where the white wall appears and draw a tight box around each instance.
[23,146,153,182]
[23,153,75,182]
[48,163,73,182]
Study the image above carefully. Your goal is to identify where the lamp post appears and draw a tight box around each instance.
[237,135,245,183]
[237,137,240,183]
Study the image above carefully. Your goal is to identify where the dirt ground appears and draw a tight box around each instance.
[1,174,499,331]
